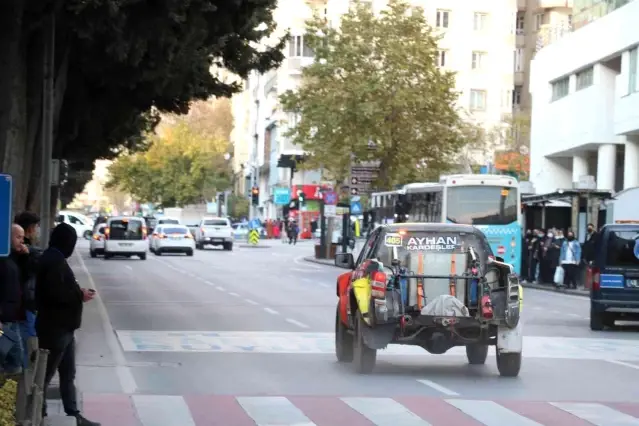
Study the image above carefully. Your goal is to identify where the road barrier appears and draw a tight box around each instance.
[248,229,260,245]
[15,337,51,425]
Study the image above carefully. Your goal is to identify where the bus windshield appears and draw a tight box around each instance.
[446,186,518,226]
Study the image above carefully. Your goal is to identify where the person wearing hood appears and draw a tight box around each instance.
[35,222,100,426]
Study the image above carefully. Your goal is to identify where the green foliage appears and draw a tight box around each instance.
[0,379,16,426]
[228,194,250,218]
[107,118,232,207]
[279,0,471,189]
[53,0,286,192]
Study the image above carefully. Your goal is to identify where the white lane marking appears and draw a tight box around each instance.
[228,292,240,297]
[294,255,321,269]
[319,283,330,288]
[204,281,215,286]
[216,286,226,291]
[237,396,316,426]
[446,399,542,426]
[342,397,431,426]
[263,307,279,315]
[245,299,259,305]
[551,402,639,426]
[291,267,319,273]
[416,379,460,396]
[568,313,582,318]
[76,253,137,394]
[132,395,196,426]
[606,359,639,371]
[285,318,310,329]
[123,265,133,271]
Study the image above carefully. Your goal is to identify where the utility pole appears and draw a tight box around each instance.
[40,10,55,247]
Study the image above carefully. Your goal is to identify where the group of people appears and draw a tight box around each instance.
[522,224,598,289]
[0,212,99,426]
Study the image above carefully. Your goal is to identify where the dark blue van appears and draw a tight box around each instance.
[589,224,639,330]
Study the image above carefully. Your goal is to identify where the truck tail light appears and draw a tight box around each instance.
[591,267,600,291]
[371,271,387,298]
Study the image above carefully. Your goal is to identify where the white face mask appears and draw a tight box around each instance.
[547,233,553,238]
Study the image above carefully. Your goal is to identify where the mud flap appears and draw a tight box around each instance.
[361,323,396,350]
[497,320,523,354]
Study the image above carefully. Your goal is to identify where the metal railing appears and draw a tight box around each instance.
[15,337,49,426]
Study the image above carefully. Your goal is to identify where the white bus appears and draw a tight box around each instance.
[370,174,522,274]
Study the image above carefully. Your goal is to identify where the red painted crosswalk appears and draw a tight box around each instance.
[79,394,639,426]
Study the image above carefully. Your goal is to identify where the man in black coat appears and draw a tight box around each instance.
[36,222,100,426]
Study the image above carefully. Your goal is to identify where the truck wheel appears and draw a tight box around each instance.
[335,305,353,363]
[590,308,614,331]
[90,250,97,258]
[196,242,203,250]
[466,344,489,365]
[496,351,521,377]
[352,311,376,374]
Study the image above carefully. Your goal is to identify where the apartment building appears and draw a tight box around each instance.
[529,0,639,195]
[231,0,521,219]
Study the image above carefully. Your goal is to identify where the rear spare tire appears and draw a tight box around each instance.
[335,305,353,363]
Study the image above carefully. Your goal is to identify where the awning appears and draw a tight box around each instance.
[522,189,614,206]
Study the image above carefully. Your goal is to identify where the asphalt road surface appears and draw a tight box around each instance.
[67,239,639,426]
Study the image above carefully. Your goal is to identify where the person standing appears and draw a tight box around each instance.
[560,230,582,289]
[582,223,598,265]
[36,223,100,426]
[13,211,41,367]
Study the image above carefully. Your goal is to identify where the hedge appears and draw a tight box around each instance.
[0,379,16,426]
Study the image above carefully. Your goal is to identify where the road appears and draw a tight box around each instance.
[67,239,639,425]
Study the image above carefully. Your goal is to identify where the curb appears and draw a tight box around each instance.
[522,282,589,297]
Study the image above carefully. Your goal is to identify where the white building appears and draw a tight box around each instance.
[529,0,639,195]
[232,0,520,219]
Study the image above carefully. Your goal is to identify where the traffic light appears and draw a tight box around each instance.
[297,190,306,206]
[251,187,259,206]
[218,192,225,204]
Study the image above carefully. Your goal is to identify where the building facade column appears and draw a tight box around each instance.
[596,144,617,191]
[624,138,639,189]
[572,153,589,183]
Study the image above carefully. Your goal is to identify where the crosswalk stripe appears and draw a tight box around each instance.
[446,399,543,426]
[551,402,639,426]
[132,395,196,426]
[341,397,432,426]
[237,396,317,426]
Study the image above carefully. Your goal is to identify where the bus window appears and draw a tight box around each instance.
[446,186,518,225]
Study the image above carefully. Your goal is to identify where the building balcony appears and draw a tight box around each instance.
[286,56,314,75]
[263,71,277,96]
[517,0,526,10]
[514,71,525,85]
[537,0,572,9]
[516,32,525,47]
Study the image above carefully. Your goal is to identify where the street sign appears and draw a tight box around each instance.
[0,174,12,257]
[273,187,291,205]
[248,219,261,230]
[324,205,337,217]
[349,162,379,194]
[324,191,337,205]
[350,201,362,215]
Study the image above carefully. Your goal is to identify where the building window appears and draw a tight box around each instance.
[551,77,569,101]
[534,13,544,31]
[472,51,486,70]
[516,12,525,34]
[473,12,488,31]
[514,48,524,72]
[576,66,594,90]
[288,35,314,58]
[436,9,450,28]
[437,50,447,67]
[630,47,638,93]
[513,85,522,106]
[470,89,487,111]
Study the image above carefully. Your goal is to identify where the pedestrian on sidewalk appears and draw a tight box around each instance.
[13,211,42,367]
[559,230,582,289]
[0,224,29,375]
[35,223,100,426]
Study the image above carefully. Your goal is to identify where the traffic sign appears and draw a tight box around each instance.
[350,201,362,215]
[273,187,291,205]
[349,161,379,194]
[324,205,337,217]
[324,191,337,205]
[0,174,12,257]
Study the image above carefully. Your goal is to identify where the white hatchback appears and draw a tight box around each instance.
[104,216,148,260]
[150,224,195,256]
[89,224,107,258]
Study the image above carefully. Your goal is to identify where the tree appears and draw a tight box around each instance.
[482,113,531,180]
[0,0,285,215]
[279,0,472,189]
[227,194,250,218]
[107,112,232,207]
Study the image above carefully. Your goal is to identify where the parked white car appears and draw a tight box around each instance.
[89,224,107,258]
[56,210,94,239]
[195,217,233,250]
[150,224,195,256]
[103,216,148,260]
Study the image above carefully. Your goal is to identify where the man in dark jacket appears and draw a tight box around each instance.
[13,211,41,367]
[0,224,28,375]
[36,222,100,426]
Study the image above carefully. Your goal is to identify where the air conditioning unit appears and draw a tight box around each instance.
[573,175,596,190]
